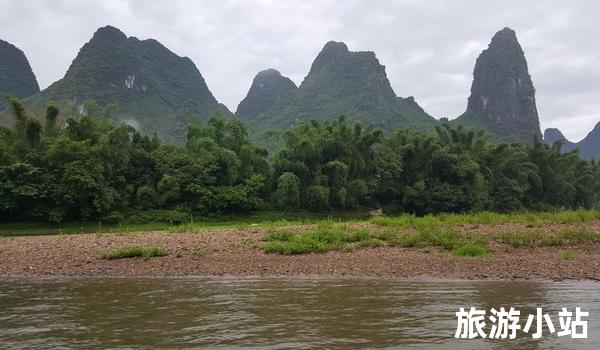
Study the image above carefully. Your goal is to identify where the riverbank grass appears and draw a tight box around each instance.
[500,227,600,248]
[262,225,379,254]
[102,246,168,260]
[262,219,490,257]
[370,210,600,228]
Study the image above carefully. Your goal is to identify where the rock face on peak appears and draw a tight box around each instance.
[545,122,600,159]
[0,39,40,110]
[246,41,435,133]
[23,25,229,141]
[455,27,542,143]
[543,128,568,145]
[236,69,297,122]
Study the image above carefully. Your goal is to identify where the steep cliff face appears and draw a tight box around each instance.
[236,68,297,122]
[248,41,435,133]
[544,128,569,146]
[0,39,40,110]
[24,25,229,141]
[545,122,600,159]
[455,28,542,143]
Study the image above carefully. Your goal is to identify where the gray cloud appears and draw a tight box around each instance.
[1,0,599,141]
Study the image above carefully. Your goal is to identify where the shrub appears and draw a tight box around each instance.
[102,211,124,224]
[128,209,191,224]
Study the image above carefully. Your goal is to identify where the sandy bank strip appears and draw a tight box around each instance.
[1,228,599,281]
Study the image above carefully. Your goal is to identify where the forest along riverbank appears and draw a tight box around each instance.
[2,215,600,281]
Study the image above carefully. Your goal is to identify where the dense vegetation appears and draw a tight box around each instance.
[1,98,599,224]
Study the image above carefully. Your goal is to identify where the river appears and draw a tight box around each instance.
[0,278,598,349]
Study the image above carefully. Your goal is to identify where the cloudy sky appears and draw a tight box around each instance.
[1,0,599,140]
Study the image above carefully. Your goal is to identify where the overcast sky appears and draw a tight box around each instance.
[1,0,599,141]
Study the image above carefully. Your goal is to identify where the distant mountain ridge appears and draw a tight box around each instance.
[20,25,229,141]
[0,39,40,110]
[3,25,596,157]
[239,41,436,135]
[236,68,297,122]
[544,123,600,159]
[454,27,542,144]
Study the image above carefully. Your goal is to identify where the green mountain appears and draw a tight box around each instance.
[21,25,229,141]
[544,123,600,159]
[247,41,435,134]
[454,28,542,144]
[0,39,40,110]
[236,68,297,122]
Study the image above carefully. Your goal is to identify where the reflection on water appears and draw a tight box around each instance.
[0,277,598,349]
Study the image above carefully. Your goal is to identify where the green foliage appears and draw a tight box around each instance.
[560,250,579,260]
[102,246,168,260]
[305,186,330,211]
[274,172,300,210]
[2,100,600,224]
[272,117,380,211]
[44,102,60,136]
[452,243,489,257]
[102,211,125,224]
[262,225,382,255]
[21,26,229,142]
[500,227,600,247]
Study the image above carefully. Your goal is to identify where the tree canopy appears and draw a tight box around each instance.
[1,99,598,223]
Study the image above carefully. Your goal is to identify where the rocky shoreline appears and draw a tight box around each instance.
[1,224,600,281]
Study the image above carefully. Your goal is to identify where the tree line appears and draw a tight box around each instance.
[1,98,598,223]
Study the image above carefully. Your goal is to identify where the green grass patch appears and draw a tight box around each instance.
[500,230,545,247]
[0,211,368,237]
[452,242,489,257]
[262,225,382,254]
[0,222,172,237]
[370,214,417,227]
[102,246,168,260]
[262,217,491,255]
[560,250,580,260]
[501,227,600,247]
[372,210,600,228]
[5,210,600,237]
[556,227,600,244]
[373,217,489,252]
[357,238,383,248]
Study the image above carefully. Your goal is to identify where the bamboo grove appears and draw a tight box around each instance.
[0,98,598,223]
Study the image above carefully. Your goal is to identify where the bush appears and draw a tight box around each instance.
[304,186,330,211]
[128,209,192,224]
[102,211,124,224]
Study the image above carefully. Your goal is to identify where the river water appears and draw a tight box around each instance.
[0,278,598,349]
